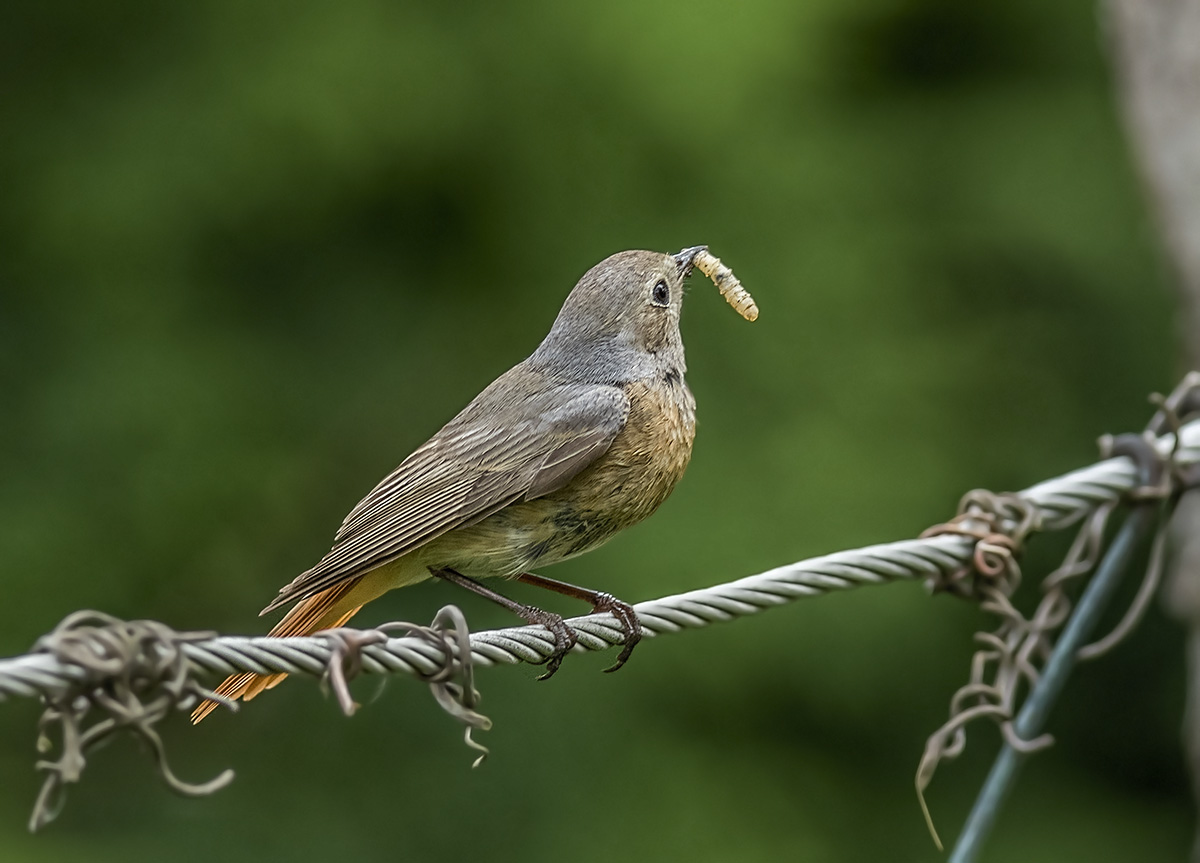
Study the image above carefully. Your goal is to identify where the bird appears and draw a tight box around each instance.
[192,245,722,722]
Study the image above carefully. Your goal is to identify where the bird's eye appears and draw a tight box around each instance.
[651,279,670,307]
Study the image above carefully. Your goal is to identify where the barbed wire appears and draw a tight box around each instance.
[916,379,1200,847]
[937,376,1200,861]
[3,410,1199,831]
[3,417,1186,703]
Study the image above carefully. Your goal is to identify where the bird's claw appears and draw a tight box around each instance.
[515,592,640,678]
[591,593,641,673]
[518,607,577,681]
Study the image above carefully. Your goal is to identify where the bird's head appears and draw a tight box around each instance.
[530,246,706,383]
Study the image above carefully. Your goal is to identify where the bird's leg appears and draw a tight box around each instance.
[516,572,641,673]
[429,568,577,680]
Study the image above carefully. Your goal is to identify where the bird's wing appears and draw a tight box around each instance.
[261,380,630,613]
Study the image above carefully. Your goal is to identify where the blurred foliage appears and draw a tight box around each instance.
[0,0,1189,860]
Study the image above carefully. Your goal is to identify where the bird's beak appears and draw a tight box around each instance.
[673,245,707,276]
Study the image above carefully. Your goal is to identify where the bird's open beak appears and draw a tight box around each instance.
[673,245,707,276]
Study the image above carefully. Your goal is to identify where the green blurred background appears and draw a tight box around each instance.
[0,0,1189,860]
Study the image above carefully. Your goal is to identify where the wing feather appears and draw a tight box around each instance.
[261,374,630,614]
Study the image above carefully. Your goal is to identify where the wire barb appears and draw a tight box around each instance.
[920,490,1040,599]
[25,611,234,832]
[374,606,492,767]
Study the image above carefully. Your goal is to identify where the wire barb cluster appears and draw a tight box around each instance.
[917,376,1200,852]
[2,402,1199,831]
[24,611,234,832]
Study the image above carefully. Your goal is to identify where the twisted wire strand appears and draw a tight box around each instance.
[2,420,1197,704]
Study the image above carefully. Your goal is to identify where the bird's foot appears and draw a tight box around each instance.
[589,593,642,673]
[513,572,642,674]
[430,568,580,680]
[515,605,578,681]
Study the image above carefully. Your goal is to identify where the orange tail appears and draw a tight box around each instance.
[191,579,363,724]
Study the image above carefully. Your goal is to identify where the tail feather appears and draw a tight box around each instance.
[191,579,363,724]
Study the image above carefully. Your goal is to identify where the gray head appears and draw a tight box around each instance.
[529,246,706,384]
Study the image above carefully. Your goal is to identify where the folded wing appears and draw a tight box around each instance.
[261,374,630,614]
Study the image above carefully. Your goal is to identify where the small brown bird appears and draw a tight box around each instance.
[193,245,732,722]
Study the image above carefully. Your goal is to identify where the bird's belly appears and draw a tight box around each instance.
[421,500,613,578]
[424,375,696,579]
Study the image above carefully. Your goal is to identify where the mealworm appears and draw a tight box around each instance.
[693,250,758,322]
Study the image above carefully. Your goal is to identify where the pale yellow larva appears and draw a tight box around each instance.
[693,250,758,322]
